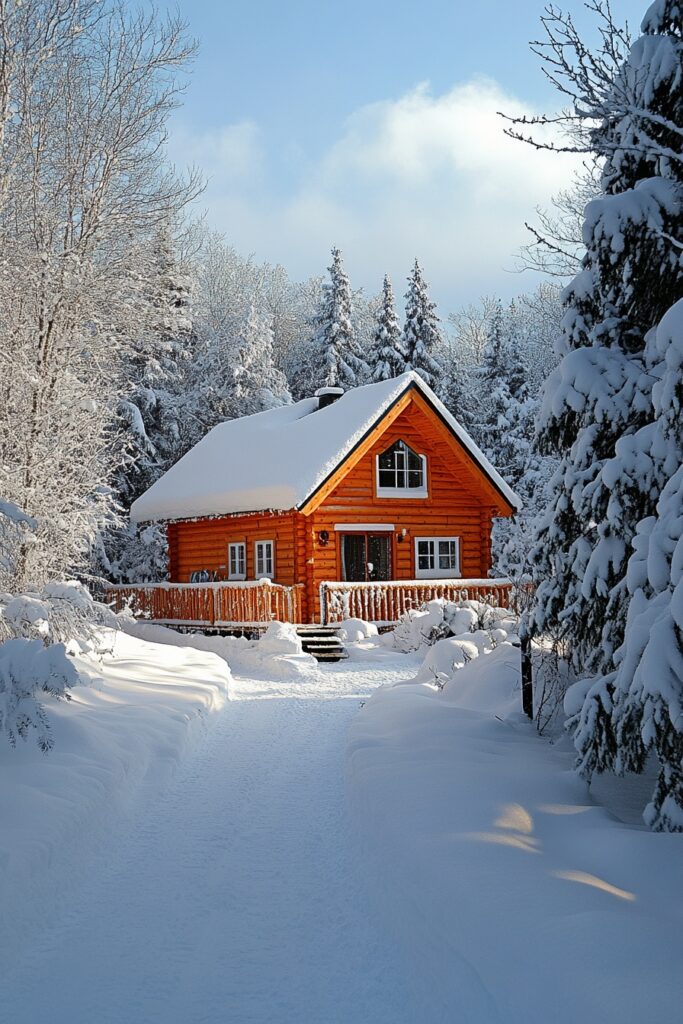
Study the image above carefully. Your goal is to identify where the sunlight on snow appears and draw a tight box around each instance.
[552,871,636,903]
[464,832,541,854]
[463,804,637,899]
[464,802,539,853]
[537,804,593,816]
[494,802,534,834]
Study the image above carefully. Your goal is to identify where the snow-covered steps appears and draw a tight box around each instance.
[296,626,348,662]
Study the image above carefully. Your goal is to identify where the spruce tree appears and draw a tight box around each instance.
[372,275,405,381]
[104,226,196,583]
[119,224,195,503]
[231,306,291,416]
[310,248,366,389]
[401,260,444,387]
[524,1,683,828]
[474,303,531,477]
[472,303,542,576]
[572,299,683,830]
[528,1,683,678]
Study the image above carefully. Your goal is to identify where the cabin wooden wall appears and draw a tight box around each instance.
[304,397,499,619]
[167,512,297,587]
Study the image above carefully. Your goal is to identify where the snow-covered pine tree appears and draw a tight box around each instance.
[401,260,443,387]
[309,248,367,390]
[470,302,537,575]
[119,224,195,504]
[438,295,499,431]
[525,0,683,678]
[231,305,292,417]
[473,302,532,482]
[572,297,683,830]
[371,275,405,381]
[105,226,196,584]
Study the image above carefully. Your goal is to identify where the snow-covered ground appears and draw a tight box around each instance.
[0,628,423,1023]
[0,629,230,959]
[348,641,683,1023]
[1,625,681,1023]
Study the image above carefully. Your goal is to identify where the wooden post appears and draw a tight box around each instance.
[519,617,533,720]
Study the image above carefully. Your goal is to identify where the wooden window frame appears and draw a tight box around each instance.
[414,536,461,579]
[375,440,428,499]
[254,539,275,580]
[228,542,246,581]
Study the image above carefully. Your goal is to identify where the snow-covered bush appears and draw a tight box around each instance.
[0,581,117,645]
[416,629,511,689]
[0,638,79,751]
[531,634,575,736]
[336,619,379,642]
[0,500,38,592]
[389,599,515,653]
[258,621,304,657]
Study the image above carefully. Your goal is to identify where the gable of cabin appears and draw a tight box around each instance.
[300,388,513,619]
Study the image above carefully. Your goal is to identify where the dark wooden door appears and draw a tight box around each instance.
[341,534,392,582]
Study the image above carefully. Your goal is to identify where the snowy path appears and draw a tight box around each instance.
[3,652,420,1024]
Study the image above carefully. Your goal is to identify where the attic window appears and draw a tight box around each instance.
[376,440,427,498]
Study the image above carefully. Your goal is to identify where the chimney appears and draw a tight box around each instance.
[315,386,344,410]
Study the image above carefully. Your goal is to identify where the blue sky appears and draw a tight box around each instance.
[166,0,646,311]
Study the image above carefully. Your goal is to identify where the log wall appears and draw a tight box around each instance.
[168,511,297,585]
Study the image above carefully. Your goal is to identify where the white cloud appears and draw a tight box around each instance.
[173,120,264,185]
[171,78,580,308]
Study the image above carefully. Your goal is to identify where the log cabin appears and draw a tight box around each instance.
[116,372,520,628]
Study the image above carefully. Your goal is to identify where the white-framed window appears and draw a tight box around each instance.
[228,542,246,581]
[254,539,275,580]
[376,440,427,498]
[414,536,461,579]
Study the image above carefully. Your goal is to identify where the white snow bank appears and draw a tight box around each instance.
[347,645,683,1022]
[124,619,318,679]
[0,628,230,958]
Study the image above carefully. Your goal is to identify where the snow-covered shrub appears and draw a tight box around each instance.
[0,500,37,591]
[0,581,117,645]
[0,638,79,751]
[390,599,514,653]
[258,621,304,657]
[336,618,379,642]
[413,621,519,691]
[532,634,574,736]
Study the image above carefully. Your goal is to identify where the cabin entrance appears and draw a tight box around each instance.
[341,533,392,582]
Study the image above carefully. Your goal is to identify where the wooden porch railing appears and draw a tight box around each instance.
[106,581,305,627]
[320,578,517,625]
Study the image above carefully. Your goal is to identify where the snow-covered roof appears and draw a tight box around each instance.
[130,372,520,522]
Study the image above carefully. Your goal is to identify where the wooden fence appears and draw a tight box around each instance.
[107,577,523,628]
[106,581,305,627]
[320,578,517,625]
